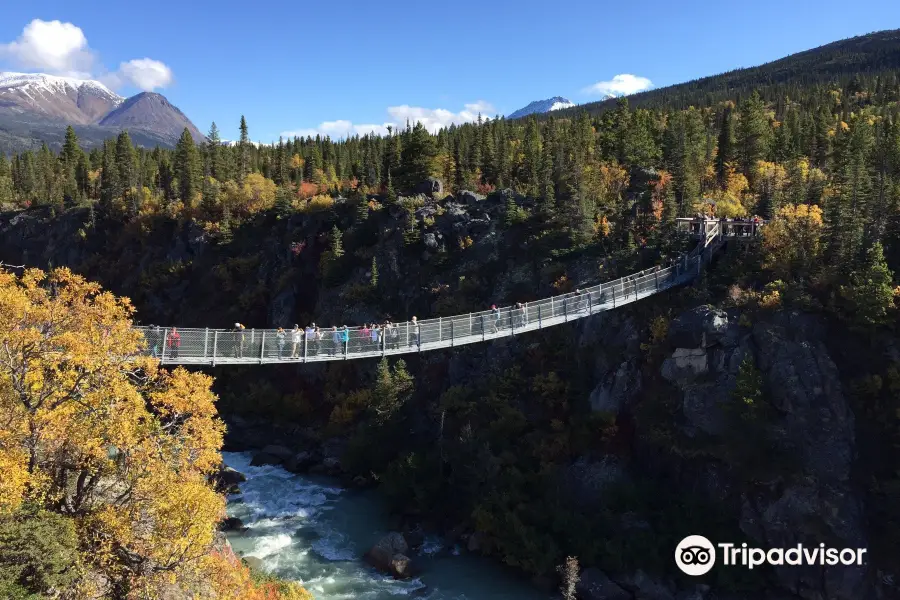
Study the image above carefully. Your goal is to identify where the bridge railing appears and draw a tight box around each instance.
[134,250,708,364]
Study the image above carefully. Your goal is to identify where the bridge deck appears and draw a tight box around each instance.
[138,219,747,366]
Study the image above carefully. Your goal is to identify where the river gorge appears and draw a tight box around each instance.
[223,451,550,599]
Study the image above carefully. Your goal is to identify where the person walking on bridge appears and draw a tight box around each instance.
[148,325,161,358]
[276,327,287,358]
[490,305,500,333]
[166,327,181,359]
[289,324,301,358]
[410,316,420,348]
[361,324,371,351]
[341,325,350,354]
[304,323,316,357]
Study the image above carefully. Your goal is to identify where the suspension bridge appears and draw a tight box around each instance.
[136,218,762,365]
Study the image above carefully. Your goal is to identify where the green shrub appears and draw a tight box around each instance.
[0,506,79,599]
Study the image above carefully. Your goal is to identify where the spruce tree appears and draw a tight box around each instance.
[737,91,773,188]
[841,242,895,328]
[238,115,250,183]
[99,141,118,212]
[330,224,344,258]
[399,122,436,190]
[174,128,199,206]
[274,186,293,219]
[716,103,736,184]
[115,131,135,209]
[206,122,222,179]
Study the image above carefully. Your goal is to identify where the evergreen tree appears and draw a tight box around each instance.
[522,118,542,197]
[115,131,136,213]
[664,108,707,216]
[715,103,736,184]
[399,122,436,190]
[99,141,117,212]
[737,91,773,187]
[174,128,199,206]
[330,224,344,258]
[206,122,223,180]
[826,117,873,271]
[61,126,80,167]
[840,242,895,327]
[274,186,293,219]
[238,115,250,183]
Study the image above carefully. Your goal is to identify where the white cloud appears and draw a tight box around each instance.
[283,100,496,139]
[283,120,394,139]
[116,58,173,91]
[1,19,174,92]
[582,74,653,97]
[0,19,95,77]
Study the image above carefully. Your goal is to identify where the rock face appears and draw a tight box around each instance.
[656,307,872,599]
[660,306,746,437]
[739,311,868,600]
[365,532,416,579]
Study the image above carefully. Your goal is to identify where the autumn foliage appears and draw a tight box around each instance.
[0,266,308,599]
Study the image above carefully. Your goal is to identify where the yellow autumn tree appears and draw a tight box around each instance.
[710,163,750,218]
[222,172,277,215]
[761,204,825,280]
[0,266,308,599]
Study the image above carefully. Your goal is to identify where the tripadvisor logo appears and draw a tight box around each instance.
[675,535,867,576]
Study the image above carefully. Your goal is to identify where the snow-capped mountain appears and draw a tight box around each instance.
[507,96,576,119]
[0,72,124,124]
[0,71,204,151]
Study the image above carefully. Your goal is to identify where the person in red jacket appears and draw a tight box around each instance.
[167,327,181,359]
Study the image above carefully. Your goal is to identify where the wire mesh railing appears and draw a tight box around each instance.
[135,220,727,365]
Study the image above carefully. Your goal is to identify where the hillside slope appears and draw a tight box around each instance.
[551,29,900,117]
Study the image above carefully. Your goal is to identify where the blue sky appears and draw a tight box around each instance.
[1,1,898,141]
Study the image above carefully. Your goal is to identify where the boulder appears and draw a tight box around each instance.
[415,205,438,220]
[458,190,485,205]
[667,305,729,349]
[577,567,631,600]
[423,232,438,249]
[250,445,294,466]
[466,532,481,553]
[219,517,246,532]
[365,532,416,579]
[284,451,316,473]
[218,466,246,486]
[322,456,342,473]
[415,177,444,196]
[243,556,264,572]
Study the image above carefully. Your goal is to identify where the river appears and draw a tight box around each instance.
[223,451,551,600]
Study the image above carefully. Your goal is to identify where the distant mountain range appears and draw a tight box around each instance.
[0,72,204,152]
[507,96,576,119]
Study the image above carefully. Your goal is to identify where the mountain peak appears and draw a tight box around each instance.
[0,71,124,124]
[508,96,576,119]
[100,91,205,142]
[0,72,123,101]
